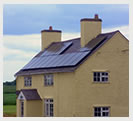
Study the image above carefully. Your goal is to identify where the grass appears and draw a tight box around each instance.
[3,85,16,117]
[3,93,16,105]
[3,85,16,94]
[3,105,16,117]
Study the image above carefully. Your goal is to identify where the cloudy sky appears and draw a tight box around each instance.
[3,4,129,82]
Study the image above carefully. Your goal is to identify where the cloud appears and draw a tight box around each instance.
[103,25,129,39]
[4,47,36,61]
[4,60,28,81]
[4,34,41,51]
[3,25,129,81]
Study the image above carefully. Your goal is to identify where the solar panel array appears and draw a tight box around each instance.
[21,34,109,71]
[22,51,90,70]
[41,42,72,56]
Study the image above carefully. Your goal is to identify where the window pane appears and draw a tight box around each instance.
[97,77,100,82]
[102,77,105,81]
[103,107,108,110]
[98,72,100,76]
[94,72,96,76]
[94,113,98,116]
[103,112,109,116]
[97,113,101,116]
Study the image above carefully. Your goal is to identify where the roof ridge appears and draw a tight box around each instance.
[101,30,119,35]
[52,37,80,44]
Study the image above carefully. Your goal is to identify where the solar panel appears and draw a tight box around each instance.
[22,51,90,70]
[41,41,72,56]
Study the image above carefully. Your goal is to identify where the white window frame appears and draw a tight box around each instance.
[94,107,110,117]
[24,77,32,86]
[44,74,53,86]
[93,72,108,82]
[44,98,54,117]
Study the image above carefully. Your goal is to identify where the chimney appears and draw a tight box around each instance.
[41,26,62,51]
[80,14,102,47]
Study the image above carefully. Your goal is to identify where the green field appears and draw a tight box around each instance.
[3,93,16,105]
[3,85,16,117]
[3,105,16,117]
[3,85,16,94]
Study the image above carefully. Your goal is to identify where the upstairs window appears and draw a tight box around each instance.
[94,107,110,117]
[93,72,108,82]
[24,77,32,86]
[44,74,53,86]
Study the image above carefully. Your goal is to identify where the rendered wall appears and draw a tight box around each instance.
[74,32,129,116]
[16,99,42,117]
[25,100,42,117]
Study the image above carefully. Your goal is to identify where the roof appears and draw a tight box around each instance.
[18,89,41,100]
[15,30,119,76]
[16,90,20,96]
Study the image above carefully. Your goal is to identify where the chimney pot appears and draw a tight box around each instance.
[49,26,53,30]
[95,14,99,19]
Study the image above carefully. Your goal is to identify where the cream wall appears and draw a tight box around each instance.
[26,100,42,117]
[16,99,42,117]
[16,72,75,117]
[16,32,128,117]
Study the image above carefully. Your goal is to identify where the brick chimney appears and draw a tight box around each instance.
[41,26,62,51]
[80,14,102,47]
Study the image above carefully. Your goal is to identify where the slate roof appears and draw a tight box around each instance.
[15,30,119,76]
[18,89,41,100]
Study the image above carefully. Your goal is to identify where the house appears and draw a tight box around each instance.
[15,14,129,117]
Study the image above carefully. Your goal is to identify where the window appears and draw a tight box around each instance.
[94,107,110,117]
[93,72,108,82]
[44,74,53,86]
[44,99,54,117]
[24,77,32,86]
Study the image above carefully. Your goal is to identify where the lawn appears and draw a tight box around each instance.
[3,105,16,117]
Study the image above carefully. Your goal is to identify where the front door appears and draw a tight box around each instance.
[20,101,24,117]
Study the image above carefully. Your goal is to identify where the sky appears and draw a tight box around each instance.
[3,4,129,82]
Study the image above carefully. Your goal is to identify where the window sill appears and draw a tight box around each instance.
[44,85,54,87]
[92,81,110,84]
